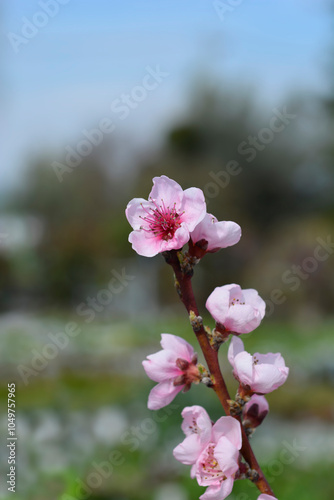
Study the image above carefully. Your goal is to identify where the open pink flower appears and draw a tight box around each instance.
[228,337,289,395]
[243,395,269,429]
[173,406,242,500]
[142,334,200,410]
[258,496,277,500]
[126,175,206,257]
[206,284,266,335]
[190,213,241,253]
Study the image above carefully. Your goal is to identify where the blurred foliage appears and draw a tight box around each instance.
[6,155,133,304]
[2,81,333,320]
[0,315,333,499]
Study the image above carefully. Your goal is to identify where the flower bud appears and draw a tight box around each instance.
[243,395,269,430]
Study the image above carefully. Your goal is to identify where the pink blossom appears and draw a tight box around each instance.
[228,337,289,395]
[206,284,266,335]
[257,496,278,500]
[190,213,241,253]
[243,395,269,429]
[126,175,206,257]
[173,406,242,500]
[142,334,200,410]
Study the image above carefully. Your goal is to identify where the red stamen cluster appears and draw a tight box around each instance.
[140,199,183,240]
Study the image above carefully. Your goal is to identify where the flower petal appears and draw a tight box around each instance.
[142,349,181,383]
[179,187,207,231]
[206,286,231,324]
[191,213,218,244]
[255,352,286,368]
[149,175,184,208]
[181,406,212,446]
[191,214,241,251]
[252,363,289,394]
[160,334,194,362]
[212,416,242,449]
[147,380,183,410]
[173,433,204,465]
[190,463,197,479]
[214,436,240,477]
[128,230,163,257]
[224,303,261,334]
[242,289,266,320]
[199,478,234,500]
[206,220,241,251]
[125,198,153,230]
[227,336,245,369]
[160,224,190,251]
[233,351,254,386]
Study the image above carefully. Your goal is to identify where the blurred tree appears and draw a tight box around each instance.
[4,78,334,317]
[11,153,132,304]
[131,82,334,317]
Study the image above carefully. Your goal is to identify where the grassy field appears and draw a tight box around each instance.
[0,313,333,500]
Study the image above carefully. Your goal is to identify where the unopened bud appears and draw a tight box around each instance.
[243,394,269,431]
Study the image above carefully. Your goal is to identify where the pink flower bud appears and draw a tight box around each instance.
[206,284,266,335]
[243,395,269,429]
[228,337,289,395]
[190,213,241,253]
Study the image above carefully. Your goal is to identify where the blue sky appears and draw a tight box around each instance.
[2,0,332,191]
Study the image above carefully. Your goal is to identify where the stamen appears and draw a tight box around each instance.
[198,444,226,484]
[140,198,183,241]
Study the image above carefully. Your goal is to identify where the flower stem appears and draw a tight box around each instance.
[165,250,275,496]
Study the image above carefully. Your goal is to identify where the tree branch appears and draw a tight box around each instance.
[165,250,274,496]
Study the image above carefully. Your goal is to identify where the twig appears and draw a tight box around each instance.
[165,249,275,496]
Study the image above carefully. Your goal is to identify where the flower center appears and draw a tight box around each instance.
[188,416,200,433]
[230,297,245,307]
[253,355,259,366]
[200,444,225,484]
[140,199,183,241]
[173,357,200,389]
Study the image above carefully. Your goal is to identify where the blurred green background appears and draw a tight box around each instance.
[1,1,334,499]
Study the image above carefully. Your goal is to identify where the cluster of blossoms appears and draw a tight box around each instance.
[126,176,289,500]
[126,175,241,258]
[173,406,242,500]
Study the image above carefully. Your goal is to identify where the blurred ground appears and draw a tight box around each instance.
[0,313,333,500]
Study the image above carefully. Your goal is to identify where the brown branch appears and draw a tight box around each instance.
[165,250,274,496]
